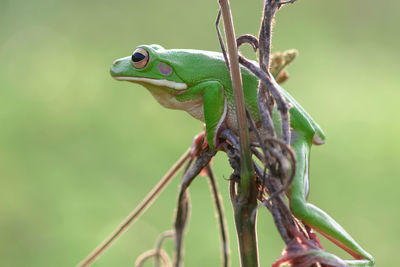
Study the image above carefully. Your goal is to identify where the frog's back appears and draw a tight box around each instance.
[158,47,324,143]
[279,86,326,143]
[158,48,260,119]
[157,48,249,87]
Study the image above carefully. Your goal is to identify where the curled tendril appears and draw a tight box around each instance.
[135,249,172,267]
[237,34,259,51]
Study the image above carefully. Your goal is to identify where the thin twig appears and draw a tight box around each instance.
[216,9,230,71]
[206,165,230,267]
[77,148,191,267]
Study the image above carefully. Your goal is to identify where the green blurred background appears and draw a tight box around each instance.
[1,0,399,266]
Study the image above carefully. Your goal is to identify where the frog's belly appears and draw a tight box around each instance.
[185,102,205,122]
[226,108,239,133]
[186,101,267,142]
[147,85,204,121]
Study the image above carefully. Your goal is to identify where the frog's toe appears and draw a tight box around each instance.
[312,131,325,145]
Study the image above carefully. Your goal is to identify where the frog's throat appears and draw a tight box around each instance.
[113,76,187,90]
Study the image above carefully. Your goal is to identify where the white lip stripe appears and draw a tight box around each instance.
[114,76,188,90]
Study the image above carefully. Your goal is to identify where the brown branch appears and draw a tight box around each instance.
[217,0,255,195]
[173,149,216,267]
[217,2,259,266]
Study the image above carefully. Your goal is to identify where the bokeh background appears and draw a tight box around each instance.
[1,0,399,266]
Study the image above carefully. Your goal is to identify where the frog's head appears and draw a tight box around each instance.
[110,44,187,91]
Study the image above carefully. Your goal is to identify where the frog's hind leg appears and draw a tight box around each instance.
[287,134,374,266]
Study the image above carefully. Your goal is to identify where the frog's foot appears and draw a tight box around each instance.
[190,130,214,176]
[190,131,208,159]
[272,234,348,267]
[278,0,297,6]
[345,260,375,267]
[191,119,227,158]
[305,225,324,250]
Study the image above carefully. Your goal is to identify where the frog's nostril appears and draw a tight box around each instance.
[113,60,120,65]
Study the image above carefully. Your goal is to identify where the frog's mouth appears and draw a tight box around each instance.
[113,76,188,91]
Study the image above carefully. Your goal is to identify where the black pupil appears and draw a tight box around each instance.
[132,52,146,62]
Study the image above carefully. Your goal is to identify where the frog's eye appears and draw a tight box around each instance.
[131,48,149,69]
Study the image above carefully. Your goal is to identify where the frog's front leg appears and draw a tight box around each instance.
[202,82,227,150]
[177,81,227,150]
[287,132,375,266]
